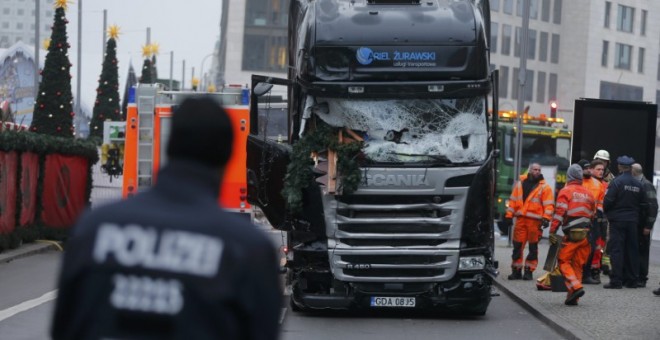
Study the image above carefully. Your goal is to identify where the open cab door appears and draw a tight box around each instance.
[247,76,292,230]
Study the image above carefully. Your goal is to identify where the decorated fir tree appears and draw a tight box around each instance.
[30,0,74,137]
[139,44,153,84]
[89,25,122,139]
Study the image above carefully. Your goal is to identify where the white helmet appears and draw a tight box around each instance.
[594,149,610,161]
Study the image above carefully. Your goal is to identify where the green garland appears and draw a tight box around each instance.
[282,121,363,213]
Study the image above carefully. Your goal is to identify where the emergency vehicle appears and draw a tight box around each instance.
[493,110,572,233]
[121,84,251,218]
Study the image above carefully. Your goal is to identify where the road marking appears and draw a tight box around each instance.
[0,290,57,322]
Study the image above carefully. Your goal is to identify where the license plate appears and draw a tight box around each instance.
[370,296,416,308]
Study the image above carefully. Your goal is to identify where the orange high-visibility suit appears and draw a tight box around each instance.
[582,176,606,270]
[550,181,596,300]
[506,174,554,272]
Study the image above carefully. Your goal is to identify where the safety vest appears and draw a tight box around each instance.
[505,175,555,221]
[550,181,596,233]
[582,176,605,212]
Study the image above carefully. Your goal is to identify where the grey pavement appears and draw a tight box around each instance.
[0,241,61,265]
[494,236,660,340]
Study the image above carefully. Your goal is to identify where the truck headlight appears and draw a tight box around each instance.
[458,255,485,271]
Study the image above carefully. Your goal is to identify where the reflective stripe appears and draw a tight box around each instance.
[556,202,568,209]
[543,200,555,205]
[530,198,541,203]
[567,207,593,216]
[524,212,543,219]
[512,263,523,268]
[553,215,564,223]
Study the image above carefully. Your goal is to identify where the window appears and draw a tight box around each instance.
[601,40,609,67]
[638,47,645,73]
[503,0,513,14]
[17,9,24,15]
[514,27,521,57]
[530,0,538,20]
[541,0,550,22]
[539,31,548,62]
[499,66,509,98]
[536,71,546,103]
[2,8,9,14]
[616,5,634,33]
[548,73,558,102]
[604,2,611,28]
[550,34,560,63]
[640,10,647,36]
[16,23,23,29]
[552,0,562,24]
[45,10,52,17]
[600,81,643,101]
[614,43,632,70]
[242,34,288,72]
[491,22,498,54]
[30,24,35,30]
[501,24,512,56]
[1,22,8,29]
[490,0,500,11]
[528,29,537,60]
[657,55,660,81]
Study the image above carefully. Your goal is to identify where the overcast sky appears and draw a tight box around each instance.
[63,0,222,114]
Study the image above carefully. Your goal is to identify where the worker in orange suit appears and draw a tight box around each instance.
[548,164,597,306]
[577,159,607,284]
[505,162,555,281]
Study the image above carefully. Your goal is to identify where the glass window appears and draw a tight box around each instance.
[491,0,500,12]
[242,34,288,72]
[2,8,9,14]
[548,73,557,102]
[1,22,8,29]
[514,27,521,57]
[550,33,560,63]
[657,55,660,81]
[638,47,645,74]
[525,70,534,101]
[18,9,24,15]
[616,5,634,33]
[536,71,546,103]
[614,43,632,70]
[604,2,611,28]
[539,31,548,62]
[501,24,512,56]
[503,0,514,14]
[499,66,509,98]
[491,22,498,54]
[552,0,562,24]
[640,10,647,36]
[601,40,609,67]
[541,0,550,22]
[530,0,538,20]
[599,81,643,101]
[528,29,537,60]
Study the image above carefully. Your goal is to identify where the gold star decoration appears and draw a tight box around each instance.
[108,25,120,40]
[141,44,152,58]
[55,0,72,10]
[42,38,51,50]
[191,77,200,87]
[150,42,160,56]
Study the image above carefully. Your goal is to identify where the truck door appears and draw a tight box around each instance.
[247,77,292,230]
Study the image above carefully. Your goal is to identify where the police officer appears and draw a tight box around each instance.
[51,97,282,339]
[631,163,658,288]
[603,155,647,289]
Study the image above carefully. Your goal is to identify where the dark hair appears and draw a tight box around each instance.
[590,159,605,169]
[166,96,233,167]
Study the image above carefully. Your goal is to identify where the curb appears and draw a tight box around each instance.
[492,277,594,340]
[0,241,61,265]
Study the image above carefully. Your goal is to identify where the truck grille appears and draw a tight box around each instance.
[327,193,465,282]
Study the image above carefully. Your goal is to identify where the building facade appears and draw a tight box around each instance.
[0,0,54,48]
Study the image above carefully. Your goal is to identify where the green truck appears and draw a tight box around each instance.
[494,112,572,235]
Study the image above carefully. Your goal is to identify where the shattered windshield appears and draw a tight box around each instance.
[310,97,488,164]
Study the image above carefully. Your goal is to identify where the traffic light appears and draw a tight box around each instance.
[550,101,558,118]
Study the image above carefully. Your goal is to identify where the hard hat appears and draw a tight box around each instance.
[593,149,610,161]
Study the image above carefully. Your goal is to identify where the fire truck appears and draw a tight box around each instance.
[121,84,251,218]
[493,110,571,235]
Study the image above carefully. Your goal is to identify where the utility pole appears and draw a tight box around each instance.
[34,0,40,98]
[102,9,107,59]
[76,0,82,117]
[169,51,174,90]
[513,0,531,186]
[182,59,186,90]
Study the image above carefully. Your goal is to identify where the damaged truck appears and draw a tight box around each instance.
[247,0,499,314]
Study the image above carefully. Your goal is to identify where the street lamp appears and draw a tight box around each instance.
[199,53,214,91]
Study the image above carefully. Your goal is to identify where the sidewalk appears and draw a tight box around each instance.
[493,236,660,340]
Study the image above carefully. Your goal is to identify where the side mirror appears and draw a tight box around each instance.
[253,82,274,97]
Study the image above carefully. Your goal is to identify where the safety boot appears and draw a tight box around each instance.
[508,269,522,280]
[591,269,601,284]
[522,270,533,281]
[582,274,599,285]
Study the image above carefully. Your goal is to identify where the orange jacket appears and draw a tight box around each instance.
[550,181,597,233]
[505,175,555,221]
[582,176,605,212]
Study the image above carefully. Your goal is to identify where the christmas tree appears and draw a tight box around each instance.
[139,44,153,84]
[89,25,122,139]
[30,0,74,137]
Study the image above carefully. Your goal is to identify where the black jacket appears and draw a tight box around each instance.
[603,171,646,223]
[639,177,659,229]
[51,160,281,340]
